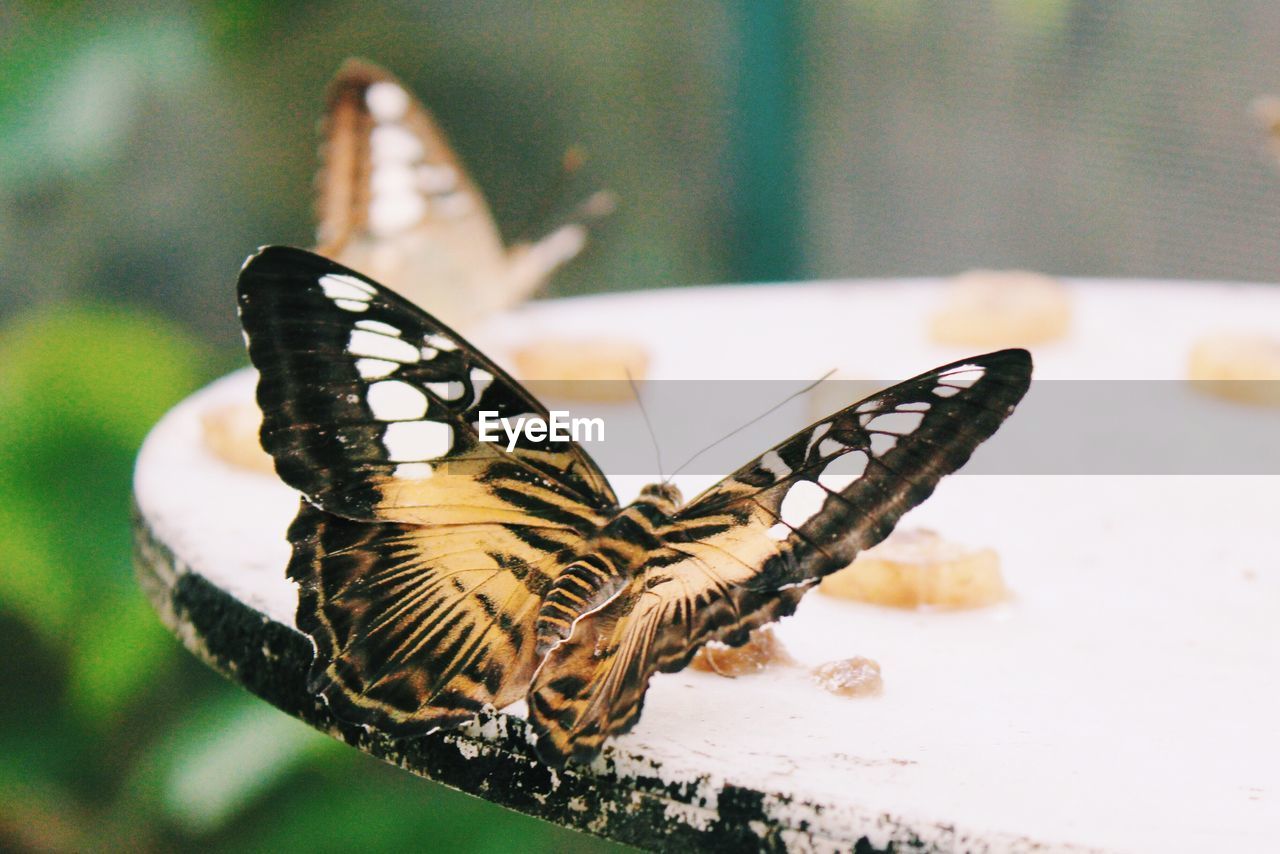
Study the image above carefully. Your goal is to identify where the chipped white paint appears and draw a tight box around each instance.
[779,480,827,528]
[367,380,429,421]
[365,81,410,122]
[348,329,419,363]
[382,420,452,461]
[138,275,1280,853]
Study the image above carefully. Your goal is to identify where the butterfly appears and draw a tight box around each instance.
[238,245,1033,765]
[315,59,593,330]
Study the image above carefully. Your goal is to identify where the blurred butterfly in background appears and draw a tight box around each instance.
[316,59,604,330]
[205,61,604,476]
[238,245,1032,765]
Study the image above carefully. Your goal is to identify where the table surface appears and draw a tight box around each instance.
[134,276,1280,853]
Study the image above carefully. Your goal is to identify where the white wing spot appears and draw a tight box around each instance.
[933,384,961,398]
[897,401,931,412]
[870,432,898,456]
[766,523,791,541]
[355,358,398,379]
[370,123,425,164]
[818,437,844,458]
[866,411,925,436]
[470,368,494,399]
[417,164,458,194]
[943,366,985,388]
[348,329,419,363]
[319,273,376,301]
[370,163,416,195]
[369,190,427,237]
[436,191,475,218]
[334,299,369,312]
[355,319,401,336]
[365,81,410,122]
[426,333,458,351]
[383,420,452,461]
[393,462,434,480]
[804,421,832,456]
[779,480,827,528]
[818,451,868,492]
[421,346,439,360]
[367,380,429,421]
[855,399,880,414]
[425,381,466,401]
[759,450,790,479]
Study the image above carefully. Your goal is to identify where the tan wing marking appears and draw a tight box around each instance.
[291,502,582,734]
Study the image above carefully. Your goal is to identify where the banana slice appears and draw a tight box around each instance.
[690,625,794,677]
[812,657,883,698]
[929,269,1071,347]
[201,402,275,475]
[1187,332,1280,406]
[820,528,1007,609]
[509,337,650,402]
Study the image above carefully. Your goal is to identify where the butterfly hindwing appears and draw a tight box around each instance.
[240,245,618,732]
[527,350,1032,764]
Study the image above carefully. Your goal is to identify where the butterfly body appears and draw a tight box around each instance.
[240,246,1032,765]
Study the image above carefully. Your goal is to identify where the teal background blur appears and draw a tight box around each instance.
[4,2,1280,851]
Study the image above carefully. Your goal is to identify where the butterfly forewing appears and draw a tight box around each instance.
[239,245,617,523]
[527,350,1032,764]
[240,246,620,733]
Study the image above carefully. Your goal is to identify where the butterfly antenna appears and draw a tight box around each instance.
[626,367,666,481]
[664,369,837,484]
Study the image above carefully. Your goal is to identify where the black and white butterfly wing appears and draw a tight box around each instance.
[316,59,587,328]
[239,245,617,733]
[528,350,1032,764]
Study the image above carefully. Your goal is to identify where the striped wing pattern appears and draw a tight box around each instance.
[239,245,1032,763]
[527,350,1032,763]
[240,246,614,732]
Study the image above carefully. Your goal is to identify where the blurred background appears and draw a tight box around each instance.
[4,1,1280,850]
